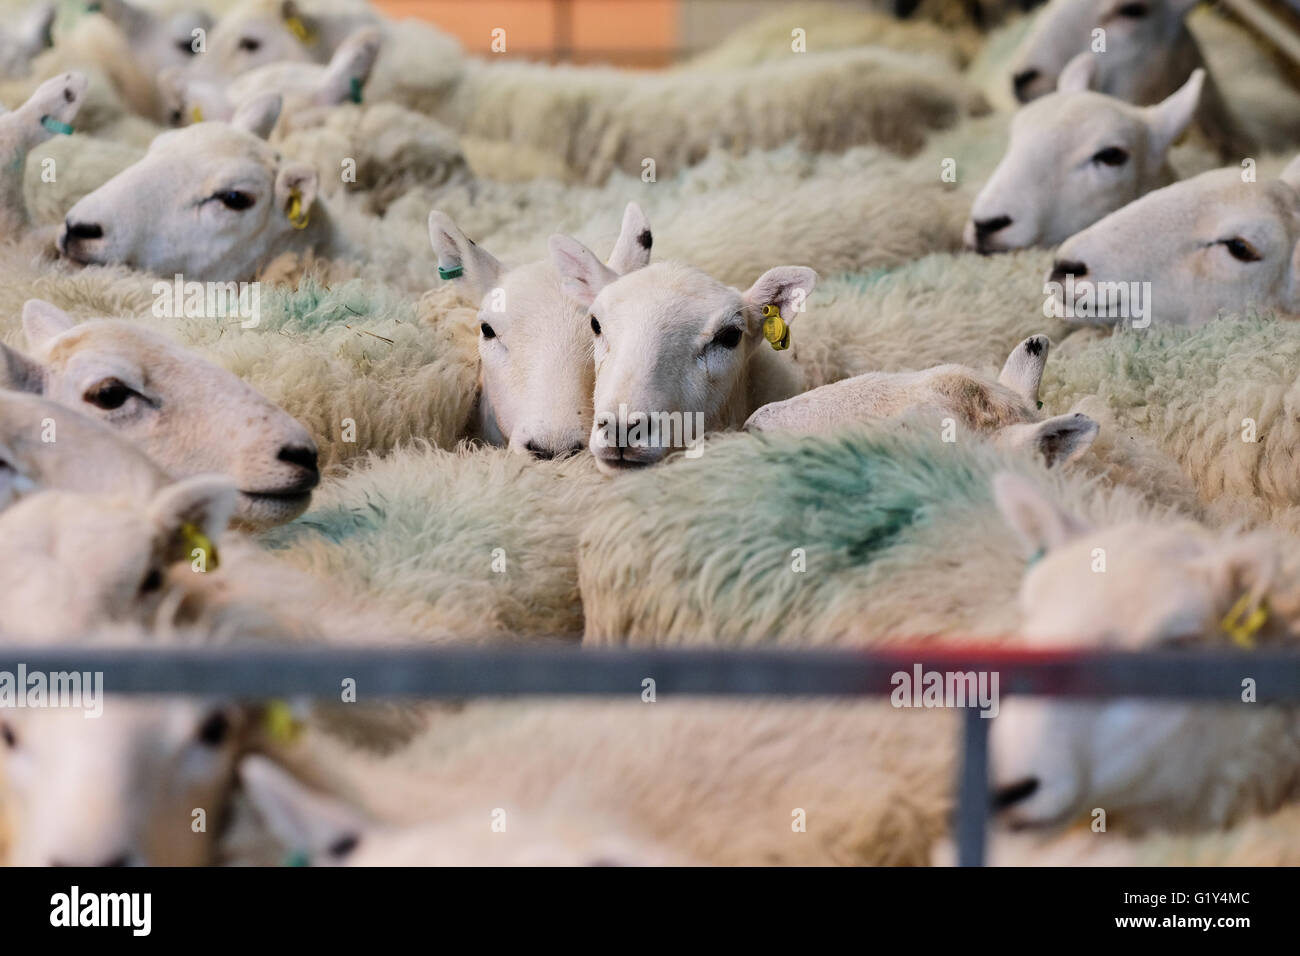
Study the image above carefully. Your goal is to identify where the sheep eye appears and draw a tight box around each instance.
[590,315,601,335]
[1221,238,1262,262]
[215,191,255,211]
[1091,146,1129,167]
[480,322,496,339]
[238,37,261,53]
[140,568,164,595]
[1,722,14,749]
[83,378,135,410]
[327,833,360,859]
[712,326,743,350]
[1116,2,1148,16]
[196,711,231,747]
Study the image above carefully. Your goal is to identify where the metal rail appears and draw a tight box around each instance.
[2,644,1295,866]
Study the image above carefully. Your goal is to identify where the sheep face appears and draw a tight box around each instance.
[0,475,236,640]
[1,698,259,866]
[58,100,321,283]
[93,0,213,76]
[0,301,319,527]
[430,204,652,459]
[195,1,320,83]
[553,259,814,472]
[987,474,1300,831]
[745,336,1100,468]
[1048,162,1300,327]
[967,60,1201,251]
[0,391,166,511]
[1010,0,1198,106]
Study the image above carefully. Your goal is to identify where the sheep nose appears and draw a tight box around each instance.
[277,444,319,483]
[1012,68,1041,102]
[974,216,1012,239]
[525,440,554,461]
[51,852,132,867]
[991,777,1040,811]
[1049,259,1088,284]
[525,440,587,461]
[64,220,103,241]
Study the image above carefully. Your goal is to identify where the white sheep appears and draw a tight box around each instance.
[745,334,1100,468]
[967,56,1203,251]
[0,299,320,527]
[0,70,86,234]
[428,202,651,457]
[0,1,53,80]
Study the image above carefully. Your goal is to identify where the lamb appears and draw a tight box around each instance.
[0,299,320,527]
[1005,0,1249,159]
[987,472,1300,833]
[428,202,651,457]
[745,334,1100,468]
[545,249,816,472]
[1047,154,1300,328]
[0,473,236,641]
[966,57,1202,252]
[0,71,87,234]
[0,1,53,80]
[0,389,165,509]
[159,25,383,131]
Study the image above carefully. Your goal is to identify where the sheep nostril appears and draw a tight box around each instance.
[525,441,554,461]
[974,216,1013,239]
[1013,68,1041,101]
[1049,259,1088,284]
[991,777,1040,811]
[565,442,587,458]
[100,853,131,868]
[277,444,319,474]
[64,221,103,241]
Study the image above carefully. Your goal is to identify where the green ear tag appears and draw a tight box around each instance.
[40,116,73,136]
[349,77,363,104]
[1026,547,1045,567]
[180,522,219,570]
[438,264,464,280]
[283,851,310,867]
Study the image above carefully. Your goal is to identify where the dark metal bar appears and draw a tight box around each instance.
[0,646,1295,700]
[955,707,990,866]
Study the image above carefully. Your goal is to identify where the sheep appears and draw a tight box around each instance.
[428,202,651,457]
[442,46,990,186]
[0,299,321,527]
[1004,0,1249,159]
[987,472,1300,833]
[966,56,1203,252]
[0,473,237,641]
[0,70,86,234]
[90,0,214,83]
[230,696,954,866]
[0,389,166,509]
[1047,154,1300,328]
[545,250,816,472]
[577,426,1191,647]
[0,1,53,80]
[159,25,383,131]
[745,334,1101,468]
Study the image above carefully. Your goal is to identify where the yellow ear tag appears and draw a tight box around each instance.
[190,104,204,124]
[180,521,219,571]
[287,188,310,230]
[284,15,317,45]
[1221,593,1267,649]
[263,699,304,744]
[760,304,790,351]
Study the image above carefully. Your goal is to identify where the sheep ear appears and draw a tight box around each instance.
[1280,153,1300,193]
[315,26,382,106]
[0,343,45,393]
[548,234,618,309]
[998,334,1050,406]
[149,474,238,564]
[1024,412,1099,467]
[230,92,282,138]
[428,210,505,303]
[240,754,370,861]
[993,471,1090,557]
[742,266,818,319]
[1056,52,1096,94]
[606,202,652,275]
[21,299,75,351]
[1144,68,1204,158]
[275,162,318,227]
[19,1,55,54]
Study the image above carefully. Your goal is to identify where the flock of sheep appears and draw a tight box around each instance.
[0,0,1299,867]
